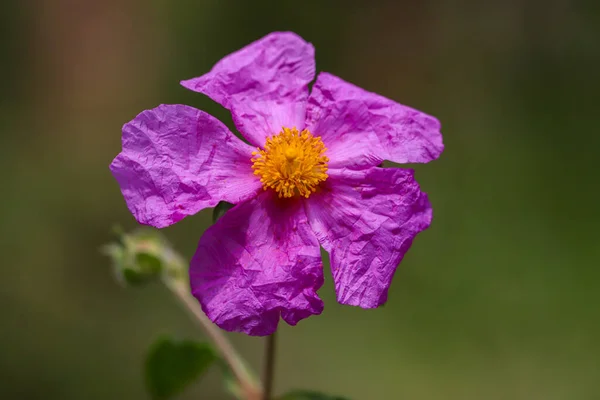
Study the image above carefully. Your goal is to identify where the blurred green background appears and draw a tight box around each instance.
[1,1,599,399]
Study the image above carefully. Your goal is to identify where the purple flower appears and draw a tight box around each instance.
[110,32,443,336]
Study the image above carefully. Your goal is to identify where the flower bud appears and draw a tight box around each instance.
[102,227,167,286]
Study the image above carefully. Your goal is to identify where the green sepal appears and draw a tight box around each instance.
[212,201,235,223]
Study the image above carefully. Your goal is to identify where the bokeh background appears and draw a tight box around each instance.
[1,1,599,399]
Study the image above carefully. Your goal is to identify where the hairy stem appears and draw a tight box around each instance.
[165,277,262,400]
[262,332,277,400]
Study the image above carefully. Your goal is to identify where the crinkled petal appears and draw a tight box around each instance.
[190,192,324,336]
[110,104,260,228]
[181,32,315,147]
[305,167,432,308]
[230,99,307,145]
[305,72,444,169]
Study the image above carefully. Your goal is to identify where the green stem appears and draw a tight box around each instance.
[164,276,262,400]
[262,332,277,400]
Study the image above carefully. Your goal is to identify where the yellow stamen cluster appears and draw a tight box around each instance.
[251,127,329,198]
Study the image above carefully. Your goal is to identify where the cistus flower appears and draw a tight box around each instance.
[110,32,443,336]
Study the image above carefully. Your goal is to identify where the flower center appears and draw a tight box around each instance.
[251,127,329,198]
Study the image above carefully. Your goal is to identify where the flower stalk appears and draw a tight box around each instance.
[159,244,262,400]
[104,228,264,400]
[164,277,262,400]
[262,332,277,400]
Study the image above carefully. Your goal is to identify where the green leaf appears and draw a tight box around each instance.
[145,337,217,399]
[277,390,351,400]
[212,201,235,223]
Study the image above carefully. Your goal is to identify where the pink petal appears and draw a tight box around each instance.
[305,167,432,308]
[306,72,444,169]
[190,192,324,336]
[181,32,315,147]
[110,104,260,228]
